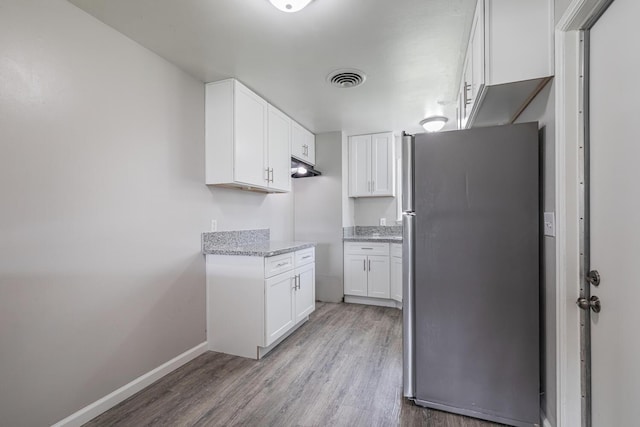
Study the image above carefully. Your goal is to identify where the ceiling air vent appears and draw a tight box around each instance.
[327,69,367,88]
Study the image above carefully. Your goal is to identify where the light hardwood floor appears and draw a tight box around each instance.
[85,302,503,426]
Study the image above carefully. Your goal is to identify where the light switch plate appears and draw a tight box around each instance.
[543,212,555,237]
[379,218,386,226]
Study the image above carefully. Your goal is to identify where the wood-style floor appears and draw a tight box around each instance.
[85,303,502,426]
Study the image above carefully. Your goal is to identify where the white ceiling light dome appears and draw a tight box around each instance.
[419,116,448,132]
[269,0,313,13]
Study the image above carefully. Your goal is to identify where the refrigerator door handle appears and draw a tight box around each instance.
[401,133,415,213]
[403,213,416,398]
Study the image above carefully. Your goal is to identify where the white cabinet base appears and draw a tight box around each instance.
[344,295,402,310]
[206,248,315,360]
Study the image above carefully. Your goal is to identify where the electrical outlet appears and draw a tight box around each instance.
[543,212,555,237]
[380,218,386,226]
[211,220,217,232]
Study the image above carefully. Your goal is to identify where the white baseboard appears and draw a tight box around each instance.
[52,342,208,427]
[345,295,402,309]
[541,407,555,427]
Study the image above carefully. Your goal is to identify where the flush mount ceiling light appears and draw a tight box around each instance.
[269,0,313,13]
[420,116,448,132]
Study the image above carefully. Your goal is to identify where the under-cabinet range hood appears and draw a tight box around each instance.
[291,158,321,178]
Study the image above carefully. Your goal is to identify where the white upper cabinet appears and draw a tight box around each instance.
[348,132,395,198]
[291,121,315,166]
[206,79,291,193]
[458,0,553,128]
[267,105,292,192]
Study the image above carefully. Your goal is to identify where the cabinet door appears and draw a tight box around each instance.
[461,51,473,128]
[234,83,268,187]
[344,254,368,296]
[292,121,315,166]
[265,271,295,346]
[390,256,403,302]
[294,263,315,323]
[348,135,371,197]
[470,8,485,104]
[370,133,394,196]
[367,255,390,299]
[267,105,291,192]
[291,121,306,162]
[305,130,316,166]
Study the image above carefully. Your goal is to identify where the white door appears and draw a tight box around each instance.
[367,255,390,299]
[348,135,371,197]
[265,271,295,346]
[370,133,394,196]
[590,0,640,423]
[344,254,368,296]
[294,263,315,323]
[234,83,268,187]
[267,105,291,192]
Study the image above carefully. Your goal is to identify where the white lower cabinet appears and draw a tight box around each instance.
[295,262,315,322]
[207,247,315,359]
[265,270,296,346]
[344,242,391,301]
[390,243,402,303]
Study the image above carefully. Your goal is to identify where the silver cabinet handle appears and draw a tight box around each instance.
[361,247,373,250]
[363,259,366,271]
[269,168,274,183]
[302,255,312,259]
[265,168,270,182]
[292,276,297,290]
[276,262,289,267]
[371,180,375,192]
[368,259,371,271]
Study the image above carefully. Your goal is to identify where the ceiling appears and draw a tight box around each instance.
[68,0,476,135]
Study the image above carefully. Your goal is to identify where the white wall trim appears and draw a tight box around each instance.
[554,25,582,427]
[555,1,613,426]
[51,342,208,427]
[542,410,554,427]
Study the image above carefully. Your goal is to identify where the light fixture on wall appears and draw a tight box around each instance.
[269,0,313,13]
[419,116,448,132]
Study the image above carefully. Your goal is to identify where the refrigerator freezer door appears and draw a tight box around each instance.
[401,133,415,213]
[413,123,540,427]
[402,213,415,398]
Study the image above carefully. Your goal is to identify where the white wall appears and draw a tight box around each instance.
[556,0,574,24]
[295,132,344,302]
[0,1,292,425]
[516,81,557,425]
[342,133,355,227]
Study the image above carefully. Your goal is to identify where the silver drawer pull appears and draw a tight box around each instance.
[361,247,374,250]
[276,262,289,267]
[302,255,312,259]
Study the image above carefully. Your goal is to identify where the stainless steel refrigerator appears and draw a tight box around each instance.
[402,123,540,427]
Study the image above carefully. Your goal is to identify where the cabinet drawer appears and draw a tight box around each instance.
[344,242,389,256]
[295,247,315,267]
[264,252,295,278]
[391,243,402,258]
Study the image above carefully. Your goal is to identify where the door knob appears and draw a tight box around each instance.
[577,296,602,313]
[586,270,601,286]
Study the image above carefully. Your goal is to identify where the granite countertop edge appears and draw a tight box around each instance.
[203,241,316,257]
[343,236,403,243]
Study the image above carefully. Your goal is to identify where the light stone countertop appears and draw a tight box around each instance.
[343,235,402,243]
[202,240,315,257]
